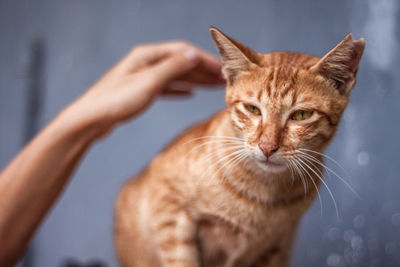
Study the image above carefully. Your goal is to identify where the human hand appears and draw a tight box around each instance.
[0,41,222,265]
[69,41,223,135]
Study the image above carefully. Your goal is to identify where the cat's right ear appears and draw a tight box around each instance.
[209,26,260,85]
[310,33,365,95]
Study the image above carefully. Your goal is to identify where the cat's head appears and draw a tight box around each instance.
[210,27,364,172]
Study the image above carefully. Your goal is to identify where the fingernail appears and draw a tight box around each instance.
[184,49,199,65]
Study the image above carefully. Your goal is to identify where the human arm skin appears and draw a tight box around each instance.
[0,41,222,266]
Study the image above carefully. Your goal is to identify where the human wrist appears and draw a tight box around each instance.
[54,98,115,143]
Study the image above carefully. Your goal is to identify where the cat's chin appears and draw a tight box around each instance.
[253,159,287,173]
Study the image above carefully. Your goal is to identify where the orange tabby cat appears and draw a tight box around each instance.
[115,27,364,267]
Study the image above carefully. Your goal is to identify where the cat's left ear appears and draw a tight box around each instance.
[209,26,261,85]
[311,33,365,95]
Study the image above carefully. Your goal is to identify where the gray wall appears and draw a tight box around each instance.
[1,0,399,266]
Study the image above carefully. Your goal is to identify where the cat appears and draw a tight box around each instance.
[114,26,365,267]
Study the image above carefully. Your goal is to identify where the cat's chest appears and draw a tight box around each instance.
[195,214,290,267]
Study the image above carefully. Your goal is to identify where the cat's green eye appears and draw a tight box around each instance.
[291,110,314,121]
[245,104,261,115]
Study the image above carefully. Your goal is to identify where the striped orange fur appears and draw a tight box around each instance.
[115,27,365,267]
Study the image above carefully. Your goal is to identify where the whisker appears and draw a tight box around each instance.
[297,150,333,181]
[299,148,348,175]
[293,157,323,216]
[289,159,308,196]
[219,151,249,183]
[201,148,246,180]
[187,136,245,190]
[296,156,339,219]
[187,139,243,153]
[297,151,360,199]
[205,149,247,187]
[199,144,246,164]
[181,135,245,147]
[193,145,240,187]
[285,161,295,186]
[184,140,244,158]
[296,153,325,178]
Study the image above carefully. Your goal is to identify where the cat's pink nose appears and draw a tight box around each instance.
[258,141,279,158]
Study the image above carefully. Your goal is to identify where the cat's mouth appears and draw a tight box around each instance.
[254,157,287,172]
[258,159,282,166]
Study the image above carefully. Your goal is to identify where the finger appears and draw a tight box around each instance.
[120,41,222,75]
[160,82,194,98]
[162,81,194,92]
[178,69,225,85]
[193,48,223,77]
[161,89,194,97]
[110,43,173,75]
[146,50,200,89]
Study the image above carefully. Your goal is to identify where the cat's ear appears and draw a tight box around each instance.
[209,26,260,84]
[311,33,365,94]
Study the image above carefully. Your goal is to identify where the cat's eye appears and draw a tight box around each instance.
[291,110,314,121]
[245,104,261,116]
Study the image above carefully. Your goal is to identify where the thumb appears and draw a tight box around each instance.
[149,49,200,87]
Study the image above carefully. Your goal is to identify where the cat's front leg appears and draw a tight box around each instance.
[252,249,290,267]
[152,210,200,267]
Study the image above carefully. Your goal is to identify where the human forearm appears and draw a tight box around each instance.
[0,41,221,265]
[0,103,105,266]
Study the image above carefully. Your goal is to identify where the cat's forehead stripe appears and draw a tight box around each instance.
[257,70,273,101]
[260,52,318,68]
[276,69,299,99]
[259,66,299,103]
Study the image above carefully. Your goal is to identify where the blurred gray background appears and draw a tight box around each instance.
[1,0,399,266]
